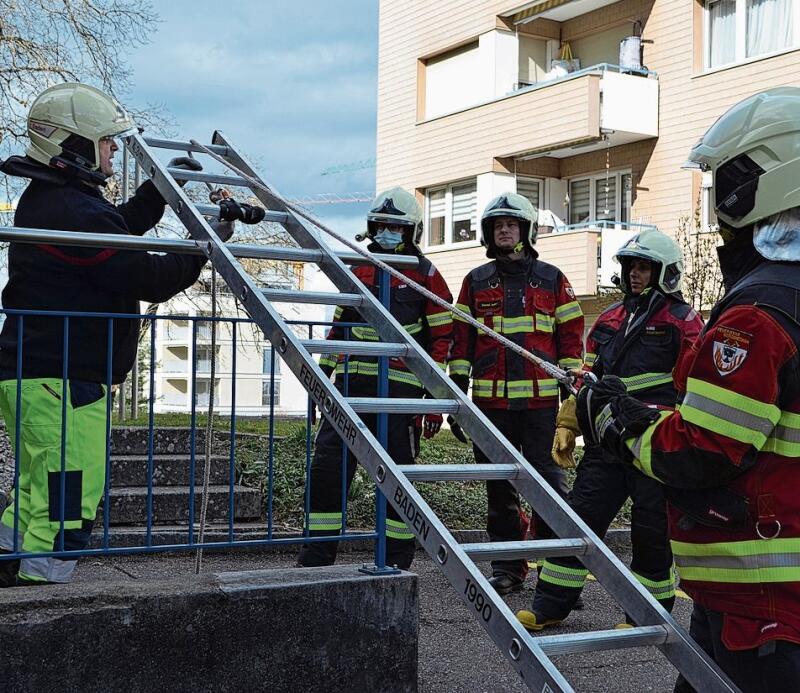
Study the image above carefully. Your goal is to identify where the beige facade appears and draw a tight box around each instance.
[377,0,800,308]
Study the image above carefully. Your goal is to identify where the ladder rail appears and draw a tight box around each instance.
[127,132,737,693]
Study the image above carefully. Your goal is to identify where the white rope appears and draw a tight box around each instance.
[188,140,575,389]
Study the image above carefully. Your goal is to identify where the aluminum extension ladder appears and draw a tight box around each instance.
[125,131,738,693]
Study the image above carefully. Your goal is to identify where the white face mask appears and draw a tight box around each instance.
[374,228,403,249]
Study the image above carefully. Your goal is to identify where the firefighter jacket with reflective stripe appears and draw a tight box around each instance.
[449,255,583,409]
[626,261,800,648]
[586,289,703,407]
[319,251,453,396]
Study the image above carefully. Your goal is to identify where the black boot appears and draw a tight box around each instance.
[488,573,525,595]
[0,549,20,588]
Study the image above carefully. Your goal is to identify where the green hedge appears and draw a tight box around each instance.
[234,422,632,531]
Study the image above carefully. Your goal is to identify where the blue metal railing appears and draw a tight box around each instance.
[0,303,394,572]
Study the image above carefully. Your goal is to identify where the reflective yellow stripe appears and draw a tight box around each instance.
[632,569,676,600]
[672,538,800,583]
[427,311,453,328]
[507,380,534,398]
[537,379,559,397]
[535,313,555,333]
[621,372,673,393]
[386,518,414,540]
[351,321,423,342]
[319,355,337,369]
[558,358,583,371]
[334,361,422,387]
[584,353,597,367]
[308,512,342,531]
[501,315,535,335]
[763,410,800,457]
[555,300,582,324]
[679,378,780,448]
[454,303,473,322]
[449,359,471,377]
[472,380,494,398]
[333,307,344,320]
[627,410,671,480]
[539,560,588,588]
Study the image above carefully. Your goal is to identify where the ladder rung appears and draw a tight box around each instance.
[461,539,589,562]
[262,289,362,307]
[347,398,460,414]
[301,340,408,357]
[535,625,669,656]
[167,168,250,187]
[195,203,289,224]
[398,464,519,481]
[144,137,230,155]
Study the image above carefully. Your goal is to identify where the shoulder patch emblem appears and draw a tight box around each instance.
[712,326,751,377]
[565,286,575,299]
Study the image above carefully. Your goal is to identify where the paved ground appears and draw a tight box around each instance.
[72,547,690,693]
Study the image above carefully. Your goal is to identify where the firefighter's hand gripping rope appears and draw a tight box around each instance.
[186,139,581,394]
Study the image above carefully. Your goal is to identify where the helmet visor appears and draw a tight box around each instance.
[715,153,764,221]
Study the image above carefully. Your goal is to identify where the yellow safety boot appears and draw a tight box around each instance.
[516,610,563,632]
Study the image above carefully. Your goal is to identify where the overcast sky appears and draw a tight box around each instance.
[126,1,379,239]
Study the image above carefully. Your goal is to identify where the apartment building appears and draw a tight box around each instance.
[377,0,800,316]
[153,262,329,417]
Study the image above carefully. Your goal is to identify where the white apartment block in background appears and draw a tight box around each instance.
[378,0,800,319]
[152,261,331,417]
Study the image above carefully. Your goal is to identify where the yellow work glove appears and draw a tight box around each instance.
[551,396,580,469]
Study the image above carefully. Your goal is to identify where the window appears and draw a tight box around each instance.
[706,0,798,69]
[262,380,281,406]
[568,171,632,226]
[194,379,219,407]
[262,348,281,375]
[568,179,591,225]
[516,176,541,212]
[195,346,219,373]
[424,42,482,119]
[424,179,478,248]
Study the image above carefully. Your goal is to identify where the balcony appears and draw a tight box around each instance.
[412,64,657,187]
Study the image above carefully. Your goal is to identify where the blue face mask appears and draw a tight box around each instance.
[374,229,403,249]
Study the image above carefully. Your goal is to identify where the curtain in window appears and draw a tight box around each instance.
[516,176,541,211]
[595,177,617,222]
[569,179,591,225]
[747,0,794,57]
[452,182,477,242]
[427,189,446,245]
[708,0,737,67]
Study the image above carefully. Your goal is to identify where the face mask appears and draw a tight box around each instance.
[374,229,403,249]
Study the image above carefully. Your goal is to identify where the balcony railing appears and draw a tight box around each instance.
[510,62,656,96]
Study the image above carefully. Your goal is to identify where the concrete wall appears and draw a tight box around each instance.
[0,565,418,693]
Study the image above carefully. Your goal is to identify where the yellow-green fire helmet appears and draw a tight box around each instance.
[366,187,423,248]
[614,228,683,294]
[685,87,800,230]
[26,82,137,179]
[480,193,538,258]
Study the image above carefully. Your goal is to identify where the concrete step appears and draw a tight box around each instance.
[89,522,274,549]
[100,485,262,525]
[110,427,269,457]
[108,454,232,487]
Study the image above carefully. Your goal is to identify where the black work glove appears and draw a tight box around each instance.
[576,376,660,461]
[168,156,202,187]
[446,415,469,444]
[218,198,266,224]
[209,219,235,242]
